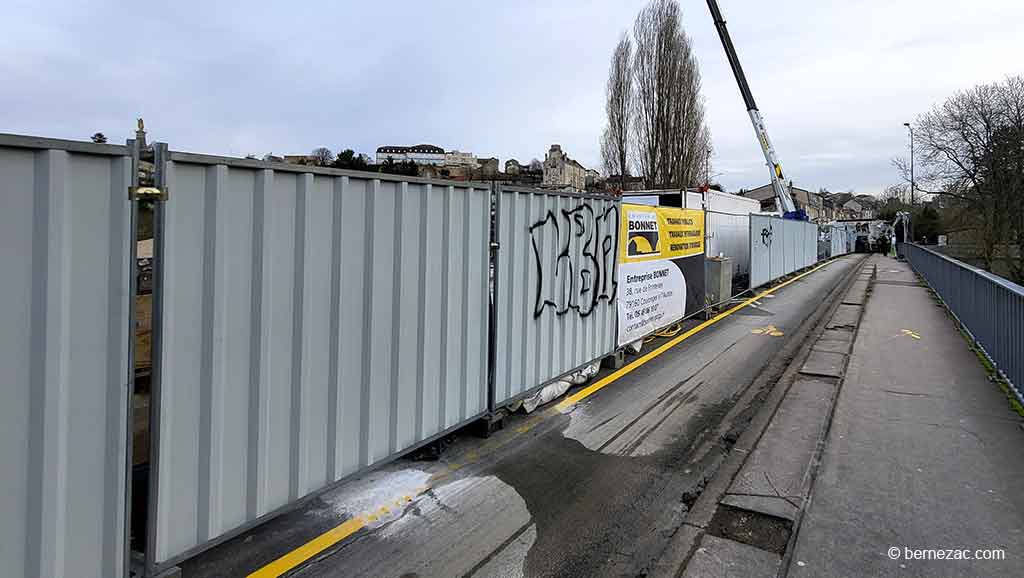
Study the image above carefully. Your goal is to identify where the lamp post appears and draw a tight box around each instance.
[903,122,914,207]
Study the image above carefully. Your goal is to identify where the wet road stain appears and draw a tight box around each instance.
[491,396,735,578]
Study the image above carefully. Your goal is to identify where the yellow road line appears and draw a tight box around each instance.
[555,258,837,411]
[247,257,839,577]
[247,516,367,578]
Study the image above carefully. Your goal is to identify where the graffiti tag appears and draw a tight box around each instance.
[530,202,618,319]
[761,224,774,247]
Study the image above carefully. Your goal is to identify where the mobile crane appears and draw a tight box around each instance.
[706,0,807,220]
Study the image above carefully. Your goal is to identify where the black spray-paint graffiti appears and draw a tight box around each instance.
[530,202,619,318]
[761,223,774,247]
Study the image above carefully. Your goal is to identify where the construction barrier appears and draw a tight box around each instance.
[492,186,619,408]
[750,214,819,288]
[1,130,845,577]
[0,134,133,578]
[146,150,491,573]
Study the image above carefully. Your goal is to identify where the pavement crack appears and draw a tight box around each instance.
[883,419,987,445]
[587,412,624,434]
[597,341,741,454]
[460,519,533,578]
[727,491,803,510]
[882,389,937,398]
[423,489,457,515]
[763,472,802,509]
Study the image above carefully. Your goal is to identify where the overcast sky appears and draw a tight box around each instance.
[3,0,1023,194]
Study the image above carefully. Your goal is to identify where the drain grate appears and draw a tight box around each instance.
[707,504,793,554]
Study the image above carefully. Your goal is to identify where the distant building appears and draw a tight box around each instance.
[542,144,587,191]
[605,175,646,192]
[585,168,601,188]
[502,158,542,185]
[843,199,870,219]
[850,195,877,219]
[444,150,477,167]
[739,183,824,222]
[792,187,823,222]
[477,157,499,176]
[283,154,316,165]
[376,144,445,165]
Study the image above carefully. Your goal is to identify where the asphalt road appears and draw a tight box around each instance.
[183,256,859,578]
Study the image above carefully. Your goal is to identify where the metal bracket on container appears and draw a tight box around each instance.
[127,118,170,201]
[129,185,169,202]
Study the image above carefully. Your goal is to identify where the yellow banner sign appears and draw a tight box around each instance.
[620,203,704,263]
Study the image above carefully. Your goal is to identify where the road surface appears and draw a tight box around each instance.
[183,256,861,578]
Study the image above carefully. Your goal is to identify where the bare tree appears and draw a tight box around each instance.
[310,147,334,167]
[997,76,1024,281]
[630,0,709,189]
[880,184,909,204]
[602,34,633,189]
[600,127,616,177]
[897,75,1024,280]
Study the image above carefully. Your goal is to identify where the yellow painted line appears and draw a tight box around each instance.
[247,516,367,578]
[247,257,842,578]
[555,258,838,411]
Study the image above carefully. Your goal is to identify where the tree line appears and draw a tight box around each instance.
[306,147,419,176]
[896,75,1024,283]
[601,0,710,191]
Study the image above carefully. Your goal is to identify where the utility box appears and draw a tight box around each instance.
[706,256,733,308]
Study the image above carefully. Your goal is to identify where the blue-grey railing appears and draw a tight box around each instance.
[900,243,1023,405]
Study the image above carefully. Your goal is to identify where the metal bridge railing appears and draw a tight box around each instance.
[901,243,1024,405]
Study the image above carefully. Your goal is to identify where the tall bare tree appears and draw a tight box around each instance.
[601,34,633,189]
[630,0,709,189]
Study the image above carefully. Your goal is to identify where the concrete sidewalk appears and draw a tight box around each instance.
[788,256,1024,577]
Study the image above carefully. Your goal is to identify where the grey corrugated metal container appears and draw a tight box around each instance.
[492,186,619,408]
[147,151,491,571]
[705,190,760,284]
[0,135,133,578]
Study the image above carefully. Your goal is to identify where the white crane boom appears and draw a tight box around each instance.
[706,0,803,218]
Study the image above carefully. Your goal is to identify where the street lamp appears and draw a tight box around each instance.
[903,122,914,207]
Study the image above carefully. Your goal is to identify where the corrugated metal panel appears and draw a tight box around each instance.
[750,215,823,289]
[493,187,619,407]
[801,222,813,267]
[769,218,785,282]
[707,211,750,282]
[750,214,772,288]
[784,220,797,274]
[830,224,850,257]
[149,155,490,567]
[0,135,132,578]
[811,222,819,264]
[705,191,759,283]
